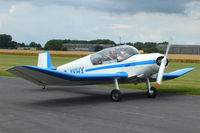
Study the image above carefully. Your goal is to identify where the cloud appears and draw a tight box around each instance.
[0,0,200,45]
[6,0,193,14]
[112,24,130,29]
[107,11,200,44]
[185,1,200,19]
[0,16,3,30]
[9,5,16,13]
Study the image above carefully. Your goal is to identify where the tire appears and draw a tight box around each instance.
[110,89,121,102]
[147,87,157,98]
[42,86,46,90]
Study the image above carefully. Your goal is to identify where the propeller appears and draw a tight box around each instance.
[156,37,172,87]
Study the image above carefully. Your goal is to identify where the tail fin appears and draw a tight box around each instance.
[37,51,56,70]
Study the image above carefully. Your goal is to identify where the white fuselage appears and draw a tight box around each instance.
[57,53,164,80]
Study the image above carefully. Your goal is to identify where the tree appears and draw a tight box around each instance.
[0,34,12,48]
[143,47,158,53]
[63,39,71,43]
[94,45,104,51]
[21,43,26,47]
[158,41,168,45]
[134,42,144,50]
[90,39,116,45]
[44,40,63,50]
[8,41,17,48]
[29,42,42,49]
[62,47,67,51]
[63,39,89,44]
[29,42,37,47]
[125,42,134,46]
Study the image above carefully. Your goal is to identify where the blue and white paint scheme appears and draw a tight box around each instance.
[7,45,195,101]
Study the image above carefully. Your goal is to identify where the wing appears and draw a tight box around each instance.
[7,66,128,86]
[150,67,195,81]
[163,67,195,80]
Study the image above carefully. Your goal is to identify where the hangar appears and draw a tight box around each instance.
[157,45,200,54]
[62,43,114,51]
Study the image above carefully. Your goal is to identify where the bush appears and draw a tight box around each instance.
[62,47,67,51]
[94,45,103,51]
[44,40,63,50]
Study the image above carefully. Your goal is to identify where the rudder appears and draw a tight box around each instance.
[37,51,55,69]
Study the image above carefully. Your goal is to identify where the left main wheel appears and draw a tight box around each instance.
[110,89,122,102]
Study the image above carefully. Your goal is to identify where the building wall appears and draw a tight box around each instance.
[157,45,200,54]
[17,47,37,50]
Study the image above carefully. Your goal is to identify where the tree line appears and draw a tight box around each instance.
[0,34,167,53]
[125,41,168,53]
[44,39,167,53]
[44,39,116,50]
[0,34,42,49]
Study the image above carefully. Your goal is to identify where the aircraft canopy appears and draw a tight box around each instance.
[91,45,140,65]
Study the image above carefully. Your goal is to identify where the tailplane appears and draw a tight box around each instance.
[37,51,56,70]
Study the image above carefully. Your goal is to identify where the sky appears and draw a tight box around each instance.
[0,0,200,46]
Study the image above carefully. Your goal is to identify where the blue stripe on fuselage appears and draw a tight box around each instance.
[85,60,156,72]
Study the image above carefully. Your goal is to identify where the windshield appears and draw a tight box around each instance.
[90,45,140,65]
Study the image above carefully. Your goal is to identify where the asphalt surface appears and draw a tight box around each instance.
[0,76,200,133]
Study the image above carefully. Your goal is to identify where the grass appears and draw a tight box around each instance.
[0,54,200,95]
[0,54,77,77]
[0,49,93,57]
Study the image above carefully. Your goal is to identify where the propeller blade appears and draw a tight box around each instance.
[156,38,172,87]
[156,57,167,87]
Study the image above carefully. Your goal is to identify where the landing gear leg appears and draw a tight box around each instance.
[110,78,121,102]
[146,78,157,98]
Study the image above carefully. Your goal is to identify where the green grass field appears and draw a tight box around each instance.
[0,54,77,77]
[0,54,199,95]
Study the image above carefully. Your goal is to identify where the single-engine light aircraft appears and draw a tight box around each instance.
[7,44,195,101]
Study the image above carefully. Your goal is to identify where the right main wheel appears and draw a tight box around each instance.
[110,89,121,102]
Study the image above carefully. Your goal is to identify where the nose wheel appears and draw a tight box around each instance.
[147,87,157,98]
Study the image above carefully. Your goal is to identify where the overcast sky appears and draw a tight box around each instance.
[0,0,200,45]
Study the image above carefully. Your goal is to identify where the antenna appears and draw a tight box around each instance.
[119,36,121,45]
